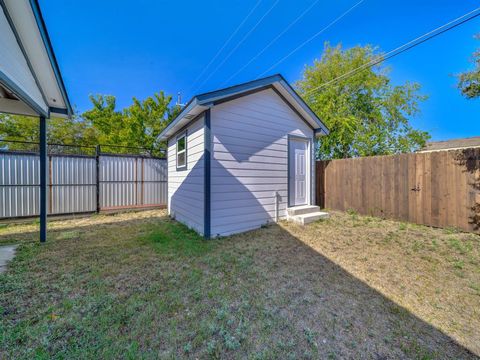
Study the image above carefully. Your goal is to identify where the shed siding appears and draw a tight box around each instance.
[210,88,314,236]
[167,115,205,235]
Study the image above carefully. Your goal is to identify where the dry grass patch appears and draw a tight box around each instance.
[281,210,480,356]
[0,210,478,359]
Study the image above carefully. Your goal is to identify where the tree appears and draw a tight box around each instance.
[124,92,177,152]
[0,90,179,156]
[81,94,127,146]
[296,43,430,160]
[457,34,480,99]
[0,113,97,152]
[81,92,176,155]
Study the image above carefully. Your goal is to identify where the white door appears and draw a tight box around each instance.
[289,138,309,206]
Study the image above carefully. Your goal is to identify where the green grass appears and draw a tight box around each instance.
[0,210,478,359]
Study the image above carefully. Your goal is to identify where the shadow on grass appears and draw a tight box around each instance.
[0,215,477,359]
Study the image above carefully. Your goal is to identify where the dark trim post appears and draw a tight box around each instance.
[95,145,101,213]
[204,109,211,239]
[39,115,47,243]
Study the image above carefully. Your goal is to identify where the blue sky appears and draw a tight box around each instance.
[41,0,480,141]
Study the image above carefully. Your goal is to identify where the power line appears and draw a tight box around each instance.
[189,0,263,90]
[257,0,365,79]
[304,6,480,96]
[194,0,280,92]
[220,0,321,86]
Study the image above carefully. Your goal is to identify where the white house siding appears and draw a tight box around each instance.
[167,115,205,235]
[210,88,314,237]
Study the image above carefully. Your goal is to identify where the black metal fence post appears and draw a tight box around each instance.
[39,116,47,243]
[96,145,100,213]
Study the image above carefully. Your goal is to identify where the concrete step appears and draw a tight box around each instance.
[290,211,330,225]
[287,205,320,216]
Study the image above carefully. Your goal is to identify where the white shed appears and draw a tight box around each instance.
[158,74,329,238]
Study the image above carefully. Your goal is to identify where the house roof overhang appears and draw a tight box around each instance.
[0,0,72,118]
[158,74,329,141]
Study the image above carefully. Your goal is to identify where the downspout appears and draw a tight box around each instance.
[274,191,279,222]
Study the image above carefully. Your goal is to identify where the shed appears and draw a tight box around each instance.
[158,74,329,238]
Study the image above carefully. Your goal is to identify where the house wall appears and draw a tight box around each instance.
[210,88,315,237]
[167,115,205,235]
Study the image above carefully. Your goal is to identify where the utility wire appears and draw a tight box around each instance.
[221,0,321,86]
[257,0,365,78]
[189,0,262,90]
[194,0,280,92]
[304,6,480,96]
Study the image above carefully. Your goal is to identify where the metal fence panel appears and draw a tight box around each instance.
[100,156,167,210]
[0,153,40,217]
[0,152,167,219]
[50,156,96,214]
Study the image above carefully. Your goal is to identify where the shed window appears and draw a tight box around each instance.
[176,133,187,169]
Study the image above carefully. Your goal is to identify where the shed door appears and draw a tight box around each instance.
[289,138,308,206]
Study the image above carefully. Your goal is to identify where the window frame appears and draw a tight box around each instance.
[176,131,187,170]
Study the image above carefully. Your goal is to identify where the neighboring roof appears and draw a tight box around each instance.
[418,136,480,152]
[0,0,72,118]
[158,74,329,141]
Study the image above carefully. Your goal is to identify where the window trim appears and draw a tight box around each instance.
[176,131,187,170]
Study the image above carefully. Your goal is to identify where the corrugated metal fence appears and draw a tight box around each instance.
[0,151,167,218]
[100,155,168,211]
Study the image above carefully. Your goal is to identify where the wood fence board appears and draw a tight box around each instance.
[398,154,405,220]
[438,151,448,228]
[454,150,467,230]
[466,148,480,231]
[424,153,432,226]
[430,151,440,227]
[415,153,425,225]
[474,148,479,213]
[408,153,416,223]
[446,151,457,228]
[386,155,395,218]
[344,159,352,211]
[374,156,383,217]
[316,148,480,233]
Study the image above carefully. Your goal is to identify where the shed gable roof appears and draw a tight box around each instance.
[158,74,328,140]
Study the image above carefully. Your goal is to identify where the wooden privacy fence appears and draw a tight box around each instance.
[316,148,480,233]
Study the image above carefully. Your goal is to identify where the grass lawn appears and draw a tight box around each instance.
[0,210,479,359]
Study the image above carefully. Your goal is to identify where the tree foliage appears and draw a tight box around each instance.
[0,114,97,151]
[457,34,480,99]
[0,91,179,156]
[82,91,177,155]
[296,43,430,160]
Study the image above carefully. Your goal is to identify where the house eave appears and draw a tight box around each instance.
[29,0,73,117]
[0,0,72,118]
